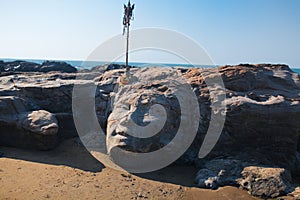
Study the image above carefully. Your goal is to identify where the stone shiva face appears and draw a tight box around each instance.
[106,77,180,155]
[105,67,202,172]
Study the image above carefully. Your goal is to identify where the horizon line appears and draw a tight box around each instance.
[0,57,298,69]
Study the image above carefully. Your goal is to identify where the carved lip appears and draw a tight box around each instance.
[109,130,149,153]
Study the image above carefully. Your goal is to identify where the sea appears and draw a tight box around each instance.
[1,58,300,75]
[293,68,300,74]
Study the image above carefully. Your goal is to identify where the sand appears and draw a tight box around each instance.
[0,138,261,200]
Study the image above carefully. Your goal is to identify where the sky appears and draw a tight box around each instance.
[0,0,299,67]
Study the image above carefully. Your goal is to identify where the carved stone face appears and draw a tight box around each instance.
[106,68,182,155]
[105,67,203,171]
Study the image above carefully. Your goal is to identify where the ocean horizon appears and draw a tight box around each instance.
[1,58,300,75]
[0,58,218,69]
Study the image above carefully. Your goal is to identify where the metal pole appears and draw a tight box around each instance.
[126,23,130,72]
[123,0,134,74]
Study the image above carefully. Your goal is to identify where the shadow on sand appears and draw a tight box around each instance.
[0,137,199,187]
[135,164,198,187]
[0,138,104,173]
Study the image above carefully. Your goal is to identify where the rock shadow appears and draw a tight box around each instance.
[135,164,198,187]
[0,137,104,173]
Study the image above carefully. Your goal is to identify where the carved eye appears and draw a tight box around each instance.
[120,104,130,110]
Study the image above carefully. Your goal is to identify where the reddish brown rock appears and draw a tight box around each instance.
[237,166,292,198]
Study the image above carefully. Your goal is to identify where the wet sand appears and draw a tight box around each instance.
[0,138,261,200]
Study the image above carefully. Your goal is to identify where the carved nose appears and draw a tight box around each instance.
[115,120,129,137]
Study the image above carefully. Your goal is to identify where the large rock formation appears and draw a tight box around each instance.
[0,69,111,149]
[105,64,300,198]
[107,65,300,166]
[0,60,77,74]
[0,61,299,198]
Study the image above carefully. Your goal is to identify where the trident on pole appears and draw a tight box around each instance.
[123,0,135,73]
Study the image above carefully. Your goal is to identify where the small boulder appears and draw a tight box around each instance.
[20,110,58,135]
[195,168,218,189]
[195,159,245,189]
[237,166,292,198]
[0,96,59,150]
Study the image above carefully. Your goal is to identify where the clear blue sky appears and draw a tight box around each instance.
[0,0,299,67]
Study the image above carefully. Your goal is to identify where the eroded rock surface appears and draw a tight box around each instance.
[107,65,300,166]
[0,60,77,73]
[195,159,247,189]
[0,96,58,150]
[106,64,300,198]
[237,166,292,198]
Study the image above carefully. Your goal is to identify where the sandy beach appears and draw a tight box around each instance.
[0,138,261,200]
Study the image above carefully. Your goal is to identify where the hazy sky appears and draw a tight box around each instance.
[0,0,299,67]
